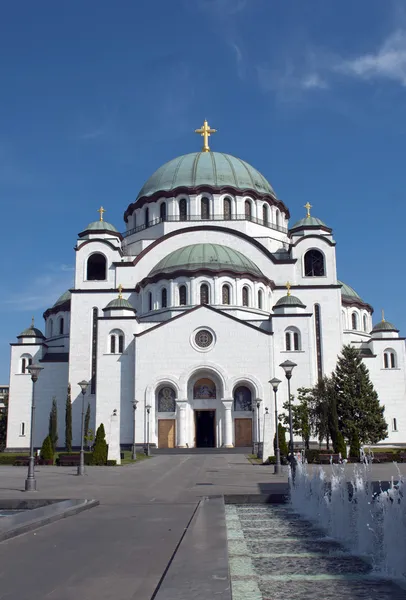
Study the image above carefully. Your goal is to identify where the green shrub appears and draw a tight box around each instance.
[106,459,117,466]
[349,432,361,460]
[305,449,320,464]
[274,423,289,459]
[0,453,28,465]
[333,431,347,458]
[91,424,107,465]
[267,456,276,464]
[40,435,54,461]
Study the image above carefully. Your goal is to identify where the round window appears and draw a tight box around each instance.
[195,329,213,348]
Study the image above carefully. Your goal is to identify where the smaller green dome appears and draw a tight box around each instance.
[150,243,263,278]
[53,290,71,307]
[84,220,118,233]
[104,297,135,311]
[18,324,44,338]
[290,216,327,230]
[338,281,362,301]
[372,320,398,333]
[274,295,305,308]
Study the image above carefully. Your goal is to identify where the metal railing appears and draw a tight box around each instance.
[123,213,288,238]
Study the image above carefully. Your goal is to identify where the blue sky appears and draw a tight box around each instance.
[1,0,406,381]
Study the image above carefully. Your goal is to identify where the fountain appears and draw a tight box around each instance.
[289,462,406,583]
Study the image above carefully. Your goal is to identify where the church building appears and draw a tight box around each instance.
[6,121,406,454]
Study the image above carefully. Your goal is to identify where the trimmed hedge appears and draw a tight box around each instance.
[106,459,117,466]
[0,453,29,465]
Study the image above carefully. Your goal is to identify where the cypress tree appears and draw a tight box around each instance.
[49,397,58,450]
[332,345,388,444]
[91,423,107,465]
[65,384,72,452]
[84,403,91,440]
[274,423,289,459]
[40,435,54,461]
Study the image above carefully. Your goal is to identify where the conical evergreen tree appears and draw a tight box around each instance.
[49,397,58,450]
[65,384,72,452]
[84,403,91,440]
[92,423,108,465]
[332,345,387,444]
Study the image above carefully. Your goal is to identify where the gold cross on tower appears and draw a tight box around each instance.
[195,120,217,152]
[118,284,123,299]
[286,281,291,296]
[97,206,106,222]
[304,202,312,218]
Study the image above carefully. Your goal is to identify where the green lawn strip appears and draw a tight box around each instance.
[120,450,151,465]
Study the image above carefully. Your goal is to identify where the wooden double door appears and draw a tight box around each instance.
[234,418,253,447]
[158,419,176,448]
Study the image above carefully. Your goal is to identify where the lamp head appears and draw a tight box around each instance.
[132,399,139,410]
[27,363,44,382]
[78,380,89,394]
[279,360,297,379]
[146,404,152,412]
[269,377,282,392]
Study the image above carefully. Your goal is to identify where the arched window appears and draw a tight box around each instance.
[87,253,107,281]
[304,249,325,277]
[160,202,167,221]
[179,198,187,221]
[59,317,64,335]
[222,284,230,305]
[200,284,209,305]
[393,418,398,432]
[157,387,176,412]
[133,213,137,229]
[262,204,269,226]
[258,289,263,309]
[384,349,396,369]
[179,285,187,306]
[234,385,252,411]
[275,209,280,228]
[244,200,252,220]
[49,319,53,337]
[148,292,152,311]
[351,313,358,330]
[363,314,368,332]
[201,197,210,219]
[109,330,124,354]
[20,422,25,436]
[21,355,32,374]
[242,286,249,307]
[285,327,301,351]
[145,207,149,228]
[223,197,232,220]
[161,288,168,308]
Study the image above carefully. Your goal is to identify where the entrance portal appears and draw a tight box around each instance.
[194,410,216,448]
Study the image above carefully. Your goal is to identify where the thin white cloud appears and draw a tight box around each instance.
[230,41,245,80]
[337,29,406,86]
[302,73,328,90]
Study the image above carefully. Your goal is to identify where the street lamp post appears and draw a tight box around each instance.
[256,398,262,457]
[279,360,297,475]
[145,404,151,457]
[269,377,282,475]
[77,380,89,476]
[132,400,138,460]
[25,364,44,492]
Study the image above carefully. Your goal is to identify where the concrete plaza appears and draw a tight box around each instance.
[0,455,403,600]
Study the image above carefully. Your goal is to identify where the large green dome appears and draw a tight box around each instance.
[150,243,263,277]
[136,152,276,200]
[338,281,363,301]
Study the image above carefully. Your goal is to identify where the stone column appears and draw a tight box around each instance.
[222,400,234,448]
[176,400,188,448]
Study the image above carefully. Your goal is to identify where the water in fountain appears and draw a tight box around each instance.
[289,462,406,584]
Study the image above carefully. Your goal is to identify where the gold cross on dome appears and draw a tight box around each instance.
[195,119,217,152]
[118,284,123,299]
[97,206,105,221]
[304,202,312,218]
[286,281,291,296]
[381,308,385,322]
[31,316,35,327]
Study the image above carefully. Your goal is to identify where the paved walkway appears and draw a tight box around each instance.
[0,456,403,600]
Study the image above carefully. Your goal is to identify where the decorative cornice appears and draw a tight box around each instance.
[289,224,333,235]
[342,296,374,314]
[78,229,123,240]
[43,300,71,320]
[124,185,290,222]
[135,268,274,291]
[75,238,123,256]
[291,234,336,247]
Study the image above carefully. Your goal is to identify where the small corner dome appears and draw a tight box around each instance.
[104,297,135,311]
[83,220,118,233]
[372,320,399,333]
[274,295,305,308]
[17,325,44,339]
[136,151,277,200]
[149,243,263,278]
[53,290,71,307]
[290,216,328,230]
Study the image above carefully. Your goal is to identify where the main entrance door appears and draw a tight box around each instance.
[158,419,176,448]
[194,410,216,448]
